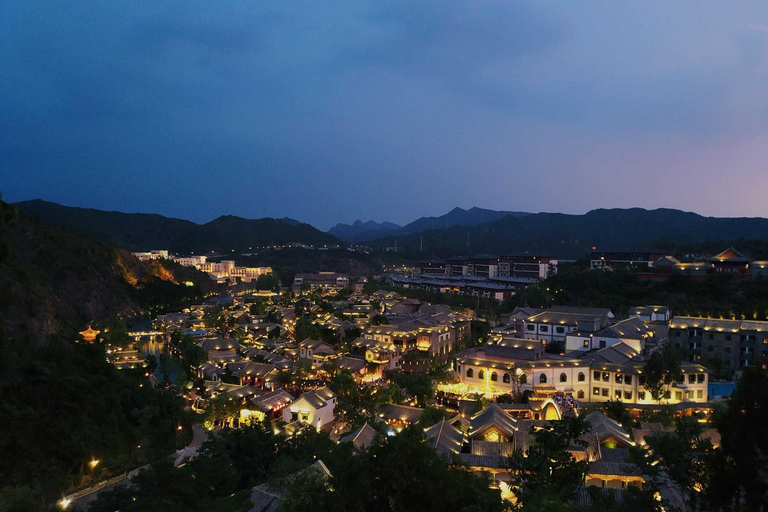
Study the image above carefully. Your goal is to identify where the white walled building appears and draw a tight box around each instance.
[505,306,615,346]
[564,317,656,354]
[627,306,670,323]
[133,250,169,261]
[282,386,336,429]
[174,255,207,267]
[454,336,708,405]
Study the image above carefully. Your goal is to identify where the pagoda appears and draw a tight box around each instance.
[79,325,100,342]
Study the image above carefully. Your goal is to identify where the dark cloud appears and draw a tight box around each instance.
[2,1,768,229]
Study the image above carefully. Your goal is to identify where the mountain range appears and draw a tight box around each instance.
[13,200,768,259]
[329,207,531,242]
[14,200,339,254]
[369,208,768,258]
[328,220,402,241]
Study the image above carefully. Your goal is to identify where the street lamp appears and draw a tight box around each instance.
[59,498,72,509]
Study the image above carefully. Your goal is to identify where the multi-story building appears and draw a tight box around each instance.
[174,255,207,267]
[650,248,768,280]
[133,250,169,261]
[504,306,614,346]
[412,259,449,278]
[498,255,558,280]
[590,249,666,270]
[298,338,337,365]
[362,303,470,356]
[668,316,768,371]
[352,337,403,374]
[364,322,454,356]
[198,260,236,276]
[454,335,709,405]
[448,257,470,277]
[293,272,349,291]
[467,255,499,278]
[627,305,670,323]
[564,317,657,354]
[229,266,272,283]
[389,274,536,301]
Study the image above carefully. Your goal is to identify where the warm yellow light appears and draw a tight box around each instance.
[89,459,99,468]
[59,498,72,509]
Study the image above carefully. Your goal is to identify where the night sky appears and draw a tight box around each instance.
[3,1,768,230]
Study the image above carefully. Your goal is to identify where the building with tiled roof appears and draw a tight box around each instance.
[282,386,336,430]
[669,316,768,373]
[297,338,336,364]
[378,404,423,429]
[627,305,670,323]
[453,333,709,406]
[424,419,465,455]
[340,423,380,450]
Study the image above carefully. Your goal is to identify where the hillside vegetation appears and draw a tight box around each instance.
[15,200,340,253]
[371,208,768,258]
[0,199,216,342]
[0,197,202,506]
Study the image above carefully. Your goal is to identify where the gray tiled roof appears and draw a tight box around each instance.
[424,419,465,455]
[340,423,380,450]
[378,404,423,424]
[468,403,518,439]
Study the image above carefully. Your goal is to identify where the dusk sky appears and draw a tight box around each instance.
[3,1,768,230]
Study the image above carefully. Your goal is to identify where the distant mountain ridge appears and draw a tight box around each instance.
[329,207,531,242]
[398,207,532,235]
[14,200,340,253]
[369,207,768,258]
[328,220,402,241]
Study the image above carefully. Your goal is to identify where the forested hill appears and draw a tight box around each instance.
[369,208,768,258]
[0,197,206,505]
[14,199,340,253]
[0,199,216,343]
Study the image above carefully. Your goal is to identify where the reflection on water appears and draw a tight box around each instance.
[140,339,166,357]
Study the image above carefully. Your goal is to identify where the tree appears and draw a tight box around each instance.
[707,367,768,510]
[255,273,279,291]
[294,317,322,343]
[508,366,532,402]
[276,370,294,388]
[103,317,133,348]
[470,320,491,346]
[0,485,53,512]
[144,353,158,374]
[643,348,681,403]
[417,406,452,429]
[379,383,404,405]
[426,356,450,382]
[583,484,663,512]
[507,416,592,510]
[370,314,387,326]
[202,306,226,331]
[638,416,713,510]
[0,336,187,502]
[327,426,505,512]
[177,334,206,376]
[386,372,434,406]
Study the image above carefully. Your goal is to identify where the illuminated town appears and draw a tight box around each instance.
[3,3,768,512]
